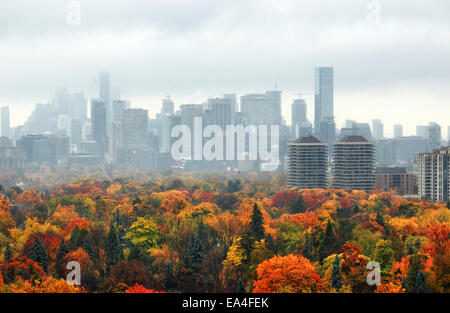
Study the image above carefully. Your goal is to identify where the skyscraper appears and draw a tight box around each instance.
[333,136,376,192]
[99,72,111,121]
[90,99,107,154]
[314,67,335,143]
[240,90,281,126]
[287,136,328,188]
[0,106,10,138]
[371,119,384,140]
[123,109,149,149]
[394,124,403,138]
[428,122,441,151]
[291,98,307,130]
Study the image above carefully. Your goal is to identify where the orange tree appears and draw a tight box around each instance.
[252,254,323,293]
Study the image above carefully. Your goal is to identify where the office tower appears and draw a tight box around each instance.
[339,122,373,141]
[69,92,88,123]
[333,136,376,192]
[314,67,334,139]
[180,104,203,130]
[394,124,403,138]
[375,167,416,195]
[223,94,237,123]
[206,96,233,129]
[70,118,82,145]
[0,137,25,169]
[320,117,336,148]
[90,100,107,153]
[122,109,148,149]
[53,87,69,114]
[99,72,110,120]
[418,147,450,203]
[287,136,328,188]
[112,100,126,121]
[296,121,313,138]
[57,114,71,136]
[416,125,428,139]
[0,106,10,138]
[17,134,69,165]
[446,126,450,146]
[240,90,281,126]
[111,120,124,162]
[428,122,441,151]
[371,119,384,140]
[162,98,174,115]
[291,98,307,130]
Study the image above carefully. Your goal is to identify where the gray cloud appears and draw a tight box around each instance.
[0,0,449,136]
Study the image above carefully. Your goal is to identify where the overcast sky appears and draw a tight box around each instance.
[1,0,449,137]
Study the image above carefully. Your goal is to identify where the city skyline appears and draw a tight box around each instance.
[1,0,450,135]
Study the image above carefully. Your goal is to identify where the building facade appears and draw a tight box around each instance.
[418,147,450,203]
[375,167,416,195]
[332,136,376,192]
[287,136,328,189]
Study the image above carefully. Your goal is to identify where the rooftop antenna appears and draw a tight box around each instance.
[292,92,313,100]
[166,75,180,100]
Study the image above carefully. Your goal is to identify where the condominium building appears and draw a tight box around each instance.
[418,147,450,203]
[332,136,376,192]
[287,136,328,188]
[375,167,416,195]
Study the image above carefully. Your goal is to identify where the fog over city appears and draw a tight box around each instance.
[1,0,450,136]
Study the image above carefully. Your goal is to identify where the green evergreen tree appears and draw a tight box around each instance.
[105,223,121,272]
[415,270,426,293]
[69,225,81,248]
[164,261,176,290]
[319,220,335,260]
[82,232,95,259]
[406,253,426,292]
[188,235,204,265]
[290,195,307,213]
[27,237,49,272]
[375,212,385,228]
[55,238,69,278]
[3,244,12,262]
[331,255,342,290]
[56,238,69,261]
[236,277,246,293]
[250,203,265,241]
[239,230,254,263]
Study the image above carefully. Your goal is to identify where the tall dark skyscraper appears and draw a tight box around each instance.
[91,99,107,154]
[99,71,111,124]
[0,106,10,138]
[314,67,334,143]
[291,98,307,129]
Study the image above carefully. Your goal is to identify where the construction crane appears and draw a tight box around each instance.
[165,75,180,100]
[292,92,314,100]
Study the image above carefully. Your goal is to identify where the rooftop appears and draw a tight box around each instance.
[339,135,368,143]
[292,136,322,144]
[375,167,407,174]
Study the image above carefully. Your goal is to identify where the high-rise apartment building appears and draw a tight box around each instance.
[287,136,328,188]
[333,136,376,192]
[418,147,450,203]
[375,167,416,195]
